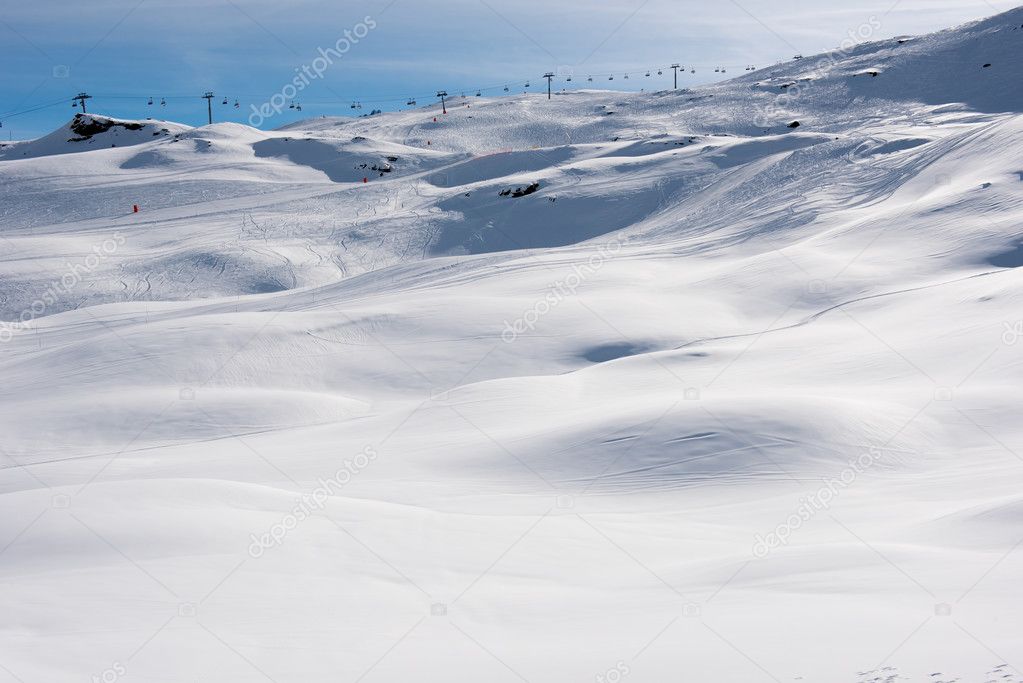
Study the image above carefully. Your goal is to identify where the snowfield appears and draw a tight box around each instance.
[2,8,1023,683]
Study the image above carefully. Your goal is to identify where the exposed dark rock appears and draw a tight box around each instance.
[511,182,540,198]
[498,182,542,198]
[68,114,144,140]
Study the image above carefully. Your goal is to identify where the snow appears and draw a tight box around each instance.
[2,7,1023,682]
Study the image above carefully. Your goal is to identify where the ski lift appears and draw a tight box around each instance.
[234,99,240,108]
[587,75,593,82]
[147,97,153,106]
[524,81,530,87]
[714,67,720,73]
[645,71,651,77]
[406,98,417,106]
[658,69,663,75]
[503,85,509,92]
[290,102,296,109]
[624,73,630,79]
[690,68,696,74]
[222,97,228,105]
[72,100,77,107]
[161,98,166,106]
[566,75,572,82]
[475,90,481,97]
[608,75,614,80]
[350,102,357,109]
[295,103,302,111]
[722,67,727,73]
[357,102,363,109]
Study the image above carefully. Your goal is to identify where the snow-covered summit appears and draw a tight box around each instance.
[2,7,1023,683]
[0,113,191,160]
[727,5,1023,117]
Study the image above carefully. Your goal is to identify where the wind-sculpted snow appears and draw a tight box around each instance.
[2,7,1023,682]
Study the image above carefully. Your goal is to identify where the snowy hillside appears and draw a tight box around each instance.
[2,7,1023,683]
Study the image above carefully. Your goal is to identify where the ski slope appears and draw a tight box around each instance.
[2,8,1023,683]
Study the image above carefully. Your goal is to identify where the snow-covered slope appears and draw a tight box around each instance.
[2,8,1023,683]
[0,113,192,160]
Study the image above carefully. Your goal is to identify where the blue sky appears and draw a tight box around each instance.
[0,0,1016,138]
